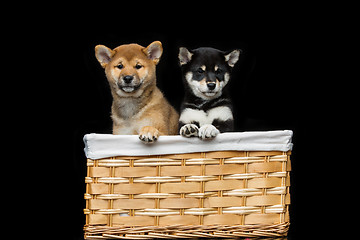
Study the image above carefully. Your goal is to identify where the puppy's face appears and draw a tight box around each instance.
[95,41,162,98]
[179,47,240,100]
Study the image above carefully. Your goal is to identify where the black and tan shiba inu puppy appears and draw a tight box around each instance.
[95,41,179,143]
[178,47,241,139]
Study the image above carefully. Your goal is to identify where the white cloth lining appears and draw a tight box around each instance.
[84,130,293,160]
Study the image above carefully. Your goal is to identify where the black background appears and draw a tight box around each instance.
[51,7,331,239]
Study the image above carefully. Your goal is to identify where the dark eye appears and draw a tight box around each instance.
[135,64,143,69]
[197,68,205,74]
[116,64,124,69]
[215,68,222,74]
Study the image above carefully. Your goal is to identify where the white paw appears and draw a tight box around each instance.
[180,124,199,137]
[198,124,220,140]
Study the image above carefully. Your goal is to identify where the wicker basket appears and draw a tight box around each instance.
[83,131,293,239]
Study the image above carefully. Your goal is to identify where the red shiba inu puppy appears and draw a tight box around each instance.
[95,41,179,143]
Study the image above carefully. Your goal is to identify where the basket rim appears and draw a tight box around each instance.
[84,130,293,159]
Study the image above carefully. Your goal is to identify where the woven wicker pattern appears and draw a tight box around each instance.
[84,151,291,239]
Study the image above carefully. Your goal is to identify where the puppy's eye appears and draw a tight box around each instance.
[197,68,205,74]
[215,68,222,74]
[116,64,124,69]
[135,64,143,69]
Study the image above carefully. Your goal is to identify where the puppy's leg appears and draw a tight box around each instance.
[198,124,220,140]
[139,126,160,143]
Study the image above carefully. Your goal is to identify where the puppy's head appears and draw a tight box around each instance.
[95,41,163,97]
[178,47,240,100]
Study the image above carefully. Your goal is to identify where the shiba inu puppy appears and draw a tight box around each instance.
[95,41,179,143]
[178,47,241,139]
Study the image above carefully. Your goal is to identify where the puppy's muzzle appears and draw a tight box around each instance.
[117,75,141,93]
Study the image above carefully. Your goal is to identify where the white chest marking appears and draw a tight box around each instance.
[179,106,233,126]
[112,98,153,135]
[120,99,139,118]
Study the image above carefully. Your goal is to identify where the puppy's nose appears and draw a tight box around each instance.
[207,82,216,90]
[123,75,134,84]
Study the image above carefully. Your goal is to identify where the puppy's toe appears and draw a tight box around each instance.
[198,124,220,140]
[139,126,159,144]
[180,124,199,137]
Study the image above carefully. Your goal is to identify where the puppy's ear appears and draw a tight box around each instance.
[143,41,163,64]
[178,47,193,66]
[95,45,114,68]
[224,49,241,67]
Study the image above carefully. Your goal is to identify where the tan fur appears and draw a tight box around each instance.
[95,41,179,143]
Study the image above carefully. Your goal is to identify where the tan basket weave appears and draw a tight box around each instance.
[84,150,291,239]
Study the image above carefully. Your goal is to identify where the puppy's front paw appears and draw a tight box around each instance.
[198,124,220,140]
[139,126,159,144]
[180,124,199,137]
